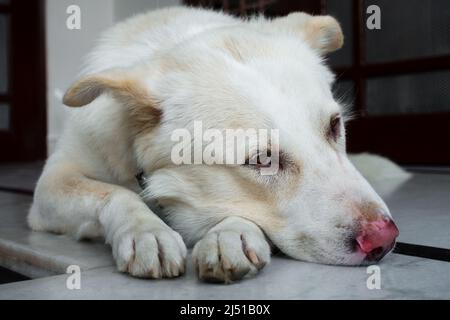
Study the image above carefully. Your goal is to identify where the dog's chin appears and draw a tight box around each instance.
[275,244,376,267]
[277,234,398,266]
[320,246,396,266]
[311,253,368,267]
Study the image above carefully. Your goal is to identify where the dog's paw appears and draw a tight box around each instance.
[112,226,187,278]
[193,230,271,283]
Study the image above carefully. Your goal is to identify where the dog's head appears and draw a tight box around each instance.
[64,12,398,265]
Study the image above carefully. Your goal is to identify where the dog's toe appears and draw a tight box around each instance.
[193,230,270,283]
[113,227,187,279]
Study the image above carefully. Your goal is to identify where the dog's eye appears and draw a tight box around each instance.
[329,114,342,141]
[244,150,272,169]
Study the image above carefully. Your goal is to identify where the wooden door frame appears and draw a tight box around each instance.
[0,0,47,162]
[325,0,450,165]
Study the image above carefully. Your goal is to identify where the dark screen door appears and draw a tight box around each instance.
[0,0,46,162]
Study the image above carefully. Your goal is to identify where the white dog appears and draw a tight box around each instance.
[29,6,399,283]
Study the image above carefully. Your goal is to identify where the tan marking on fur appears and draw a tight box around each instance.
[297,233,309,242]
[346,200,382,222]
[63,76,106,107]
[123,85,162,137]
[159,55,191,74]
[303,16,344,53]
[358,202,382,222]
[128,105,162,137]
[274,13,343,54]
[152,164,287,232]
[41,164,113,200]
[64,69,154,108]
[64,70,162,136]
[232,169,274,203]
[103,74,163,137]
[280,158,303,200]
[233,204,285,232]
[222,37,244,62]
[95,73,155,109]
[297,233,315,247]
[223,168,288,232]
[62,177,111,200]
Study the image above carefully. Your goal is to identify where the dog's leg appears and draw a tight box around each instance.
[28,162,187,278]
[193,216,271,283]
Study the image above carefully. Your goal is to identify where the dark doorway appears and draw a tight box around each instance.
[0,0,47,162]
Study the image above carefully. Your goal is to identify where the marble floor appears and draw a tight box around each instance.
[0,162,449,299]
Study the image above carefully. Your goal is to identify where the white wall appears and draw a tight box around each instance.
[45,0,181,155]
[46,0,115,154]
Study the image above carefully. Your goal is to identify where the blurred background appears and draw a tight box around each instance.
[0,0,449,167]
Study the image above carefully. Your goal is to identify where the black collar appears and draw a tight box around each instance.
[135,170,146,190]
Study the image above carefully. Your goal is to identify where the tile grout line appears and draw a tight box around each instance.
[394,242,450,263]
[0,187,34,196]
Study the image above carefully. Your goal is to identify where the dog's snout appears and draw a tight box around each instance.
[356,217,399,262]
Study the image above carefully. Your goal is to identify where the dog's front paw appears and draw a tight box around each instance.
[113,226,187,278]
[193,230,271,283]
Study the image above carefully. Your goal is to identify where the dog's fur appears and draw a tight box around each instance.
[29,7,394,282]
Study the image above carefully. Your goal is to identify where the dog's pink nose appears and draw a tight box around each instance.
[356,217,399,261]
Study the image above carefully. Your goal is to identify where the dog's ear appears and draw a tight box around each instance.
[64,68,161,132]
[272,12,344,55]
[63,68,155,108]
